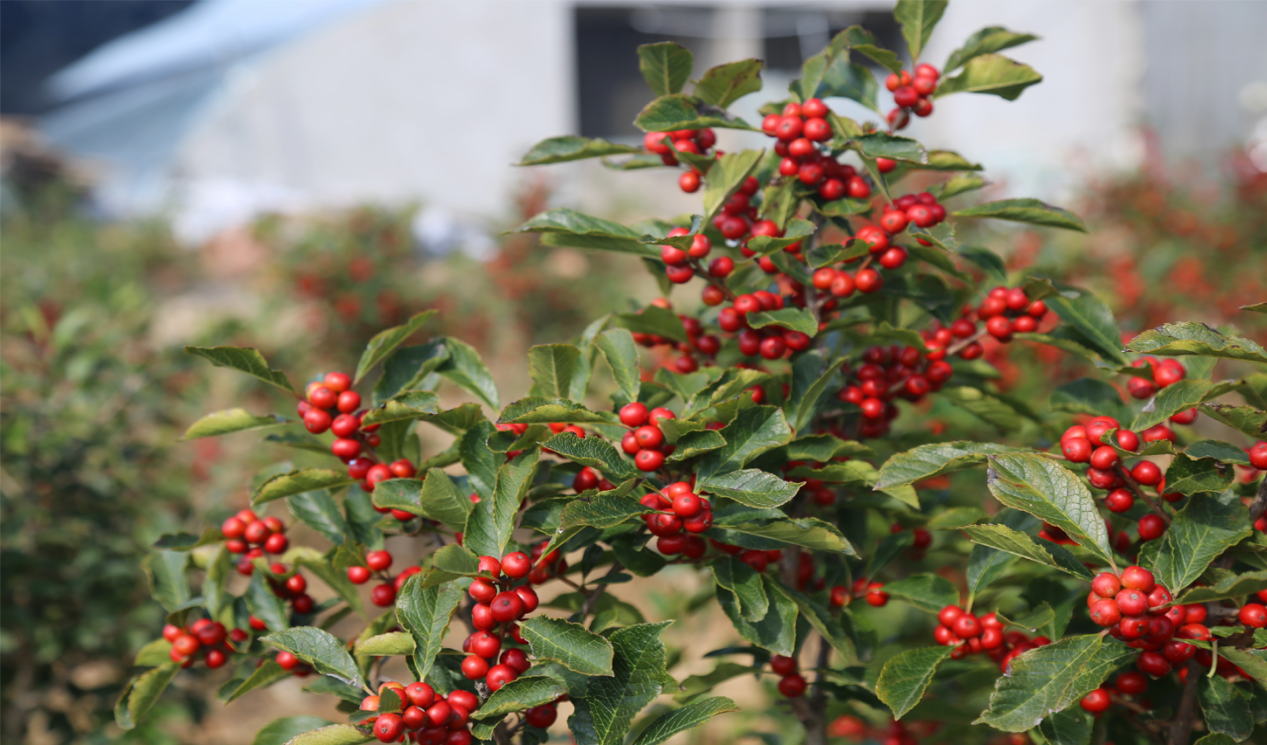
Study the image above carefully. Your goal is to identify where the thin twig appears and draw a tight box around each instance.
[1168,659,1201,745]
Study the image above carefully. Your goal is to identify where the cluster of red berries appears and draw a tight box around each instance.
[1126,356,1188,401]
[221,507,288,569]
[660,226,715,285]
[845,577,890,607]
[617,402,678,472]
[457,553,543,696]
[769,653,808,698]
[759,99,865,201]
[361,680,480,744]
[717,291,814,361]
[346,549,421,608]
[1086,567,1194,669]
[642,127,719,193]
[639,480,714,556]
[933,606,1050,668]
[162,618,247,669]
[885,65,939,130]
[829,716,940,745]
[1079,670,1153,715]
[836,345,954,439]
[962,286,1051,345]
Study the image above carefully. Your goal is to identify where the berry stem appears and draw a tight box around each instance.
[1112,463,1172,525]
[943,326,988,358]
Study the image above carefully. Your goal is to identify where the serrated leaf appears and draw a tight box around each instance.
[1219,648,1267,692]
[372,340,448,404]
[295,555,365,619]
[876,442,1016,489]
[709,511,855,555]
[1126,322,1267,365]
[975,635,1135,732]
[220,660,291,703]
[944,26,1040,72]
[697,469,801,508]
[1152,489,1252,592]
[630,697,738,745]
[342,488,384,551]
[698,406,793,479]
[1050,378,1128,422]
[543,432,637,480]
[703,150,765,225]
[987,453,1112,565]
[635,94,758,133]
[544,493,653,556]
[463,449,539,558]
[716,577,797,656]
[780,582,858,664]
[959,246,1009,285]
[969,542,1019,600]
[1186,439,1252,465]
[614,304,690,344]
[569,623,670,745]
[835,26,903,73]
[253,469,357,506]
[518,136,643,166]
[395,576,463,682]
[667,429,726,462]
[745,308,819,338]
[183,408,288,440]
[1031,708,1093,745]
[251,717,337,745]
[1176,570,1267,604]
[471,675,567,724]
[418,469,474,531]
[638,42,693,96]
[184,346,297,395]
[711,557,769,622]
[940,385,1026,431]
[1025,279,1130,367]
[935,53,1042,101]
[596,329,641,407]
[819,57,881,112]
[894,0,948,61]
[355,632,414,656]
[1164,453,1234,495]
[882,573,960,613]
[954,198,1085,231]
[434,337,499,410]
[745,218,816,256]
[458,420,498,499]
[694,59,763,108]
[962,524,1094,579]
[517,209,652,257]
[282,724,373,745]
[288,490,350,545]
[360,391,441,426]
[877,647,952,720]
[263,627,365,689]
[521,616,615,677]
[143,550,190,612]
[1201,403,1267,438]
[854,132,928,163]
[354,311,436,383]
[114,662,180,729]
[1199,675,1254,741]
[500,397,615,425]
[529,344,582,399]
[1131,378,1243,431]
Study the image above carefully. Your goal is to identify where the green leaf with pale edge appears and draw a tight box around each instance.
[1151,489,1252,592]
[962,524,1094,579]
[712,557,769,622]
[875,442,1017,489]
[1176,570,1267,604]
[543,432,638,480]
[500,397,614,424]
[1186,439,1252,465]
[986,453,1113,566]
[218,660,290,703]
[282,725,373,745]
[945,26,1040,72]
[360,391,441,426]
[697,469,801,508]
[202,546,231,620]
[518,136,643,166]
[882,573,960,613]
[854,132,928,163]
[894,0,948,61]
[1201,403,1267,438]
[975,635,1135,732]
[630,697,739,745]
[528,344,581,399]
[184,346,297,394]
[694,59,763,108]
[143,550,190,612]
[935,54,1042,101]
[288,490,350,544]
[263,627,365,689]
[395,576,463,683]
[521,616,615,677]
[458,420,497,498]
[716,577,796,655]
[354,311,436,383]
[877,647,953,719]
[253,469,357,506]
[638,42,692,96]
[543,493,652,556]
[941,173,988,200]
[1164,453,1233,495]
[745,218,816,255]
[518,208,652,256]
[151,528,222,551]
[1131,378,1243,431]
[703,150,764,225]
[709,512,855,555]
[183,408,288,439]
[596,329,641,407]
[251,717,336,745]
[356,632,413,656]
[463,449,539,558]
[434,336,498,409]
[472,676,567,722]
[114,662,180,729]
[746,308,819,337]
[569,623,670,745]
[819,57,881,112]
[954,198,1085,232]
[635,94,758,133]
[667,429,725,462]
[1126,322,1267,365]
[698,405,793,479]
[1199,674,1254,741]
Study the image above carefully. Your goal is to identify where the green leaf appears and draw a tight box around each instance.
[935,54,1042,101]
[960,246,1009,285]
[854,132,928,164]
[1050,378,1129,422]
[395,576,463,683]
[944,26,1040,72]
[114,662,180,729]
[1126,322,1267,365]
[463,449,539,558]
[877,647,953,720]
[674,662,750,704]
[709,511,855,555]
[543,432,637,481]
[1152,489,1252,592]
[716,577,796,656]
[962,524,1095,579]
[528,344,582,399]
[521,616,615,677]
[835,26,903,73]
[218,660,290,703]
[544,493,653,556]
[614,304,690,343]
[1200,403,1267,439]
[264,432,334,456]
[746,308,819,338]
[251,717,336,745]
[360,390,441,426]
[698,406,793,479]
[143,550,190,612]
[875,442,1016,489]
[954,198,1085,232]
[968,543,1018,599]
[354,311,436,383]
[697,469,801,509]
[473,676,568,722]
[711,557,769,622]
[295,554,365,619]
[434,337,499,410]
[518,208,652,255]
[881,573,960,613]
[940,385,1026,431]
[246,570,290,633]
[202,546,231,620]
[927,506,986,530]
[263,627,366,689]
[745,218,816,256]
[184,346,297,395]
[1031,708,1094,745]
[1219,648,1267,692]
[780,583,858,664]
[183,408,288,440]
[152,528,223,551]
[281,725,373,745]
[667,429,726,462]
[288,490,350,545]
[975,635,1135,732]
[703,150,765,225]
[638,42,693,96]
[355,631,414,656]
[499,397,614,425]
[1025,280,1130,366]
[342,488,384,551]
[986,453,1113,566]
[1130,378,1244,431]
[418,469,474,531]
[694,59,763,108]
[569,623,671,745]
[630,697,739,745]
[1176,570,1267,604]
[372,340,449,404]
[1186,439,1253,466]
[518,136,643,166]
[1164,453,1234,495]
[819,58,881,112]
[458,420,498,498]
[894,0,948,61]
[940,174,988,200]
[253,469,357,506]
[635,94,758,133]
[1199,675,1254,741]
[596,329,641,407]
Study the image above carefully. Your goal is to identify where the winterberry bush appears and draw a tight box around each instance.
[123,3,1267,744]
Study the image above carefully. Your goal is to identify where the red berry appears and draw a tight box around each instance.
[1131,461,1162,486]
[371,583,396,607]
[1080,688,1110,713]
[1138,513,1166,541]
[366,550,393,572]
[525,703,557,729]
[336,390,361,414]
[1239,603,1267,628]
[635,449,665,472]
[1121,566,1156,592]
[777,673,807,698]
[490,592,525,622]
[485,664,517,692]
[502,551,530,579]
